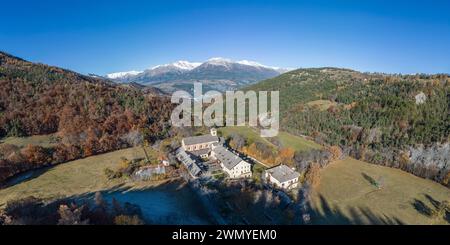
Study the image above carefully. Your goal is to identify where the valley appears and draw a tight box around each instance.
[0,52,449,225]
[1,128,448,225]
[2,3,450,244]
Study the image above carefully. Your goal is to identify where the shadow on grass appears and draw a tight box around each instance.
[361,173,378,187]
[1,186,142,225]
[5,174,444,225]
[306,195,404,225]
[424,194,442,209]
[412,199,433,217]
[412,194,450,223]
[1,179,217,225]
[2,166,53,188]
[225,183,406,225]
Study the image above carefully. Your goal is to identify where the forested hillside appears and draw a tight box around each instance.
[0,52,173,183]
[248,68,450,186]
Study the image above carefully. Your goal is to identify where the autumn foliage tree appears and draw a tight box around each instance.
[21,145,49,166]
[0,51,173,183]
[327,146,343,161]
[305,163,321,188]
[242,142,277,165]
[276,147,295,166]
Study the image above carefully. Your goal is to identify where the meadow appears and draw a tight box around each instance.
[1,129,448,224]
[219,126,450,224]
[0,146,164,208]
[311,158,450,225]
[219,126,321,152]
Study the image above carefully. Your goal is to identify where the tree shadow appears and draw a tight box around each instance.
[361,172,378,187]
[2,166,52,188]
[4,177,445,225]
[1,189,141,225]
[424,194,441,209]
[412,199,433,217]
[0,179,216,225]
[197,181,407,225]
[305,194,404,225]
[412,194,450,223]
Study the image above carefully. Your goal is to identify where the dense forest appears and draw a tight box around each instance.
[0,52,173,183]
[248,68,450,187]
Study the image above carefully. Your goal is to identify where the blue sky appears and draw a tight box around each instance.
[1,0,449,74]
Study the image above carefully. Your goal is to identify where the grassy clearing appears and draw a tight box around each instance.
[0,134,57,148]
[219,126,275,147]
[219,126,320,168]
[277,131,321,151]
[0,146,163,208]
[219,126,320,152]
[306,99,336,111]
[311,158,450,225]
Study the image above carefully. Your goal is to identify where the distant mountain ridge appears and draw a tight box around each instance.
[106,57,291,92]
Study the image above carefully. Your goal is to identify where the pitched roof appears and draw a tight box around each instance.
[183,135,219,146]
[176,148,202,176]
[212,145,245,170]
[189,148,211,157]
[135,166,166,179]
[266,165,300,183]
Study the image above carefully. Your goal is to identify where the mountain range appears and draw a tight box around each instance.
[105,58,291,93]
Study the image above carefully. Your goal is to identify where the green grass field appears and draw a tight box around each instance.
[0,146,162,208]
[219,126,275,147]
[0,134,57,148]
[311,158,450,225]
[219,126,320,152]
[277,131,321,151]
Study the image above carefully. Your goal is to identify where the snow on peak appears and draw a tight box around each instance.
[206,58,288,72]
[107,58,291,78]
[237,60,291,73]
[172,60,202,70]
[208,57,231,62]
[237,60,265,67]
[106,70,142,79]
[206,57,233,65]
[152,60,201,70]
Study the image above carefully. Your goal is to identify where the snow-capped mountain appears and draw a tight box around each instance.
[146,61,201,77]
[236,60,291,73]
[203,57,233,66]
[105,58,291,92]
[152,60,201,71]
[106,70,143,79]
